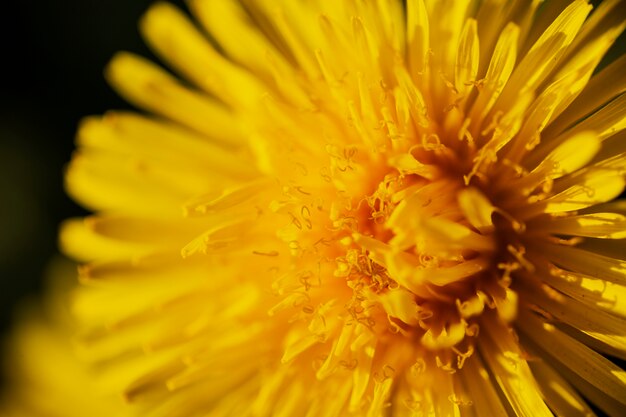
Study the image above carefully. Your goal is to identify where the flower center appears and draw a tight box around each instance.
[271,142,520,376]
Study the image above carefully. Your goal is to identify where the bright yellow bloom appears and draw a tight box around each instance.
[6,0,626,416]
[1,260,132,417]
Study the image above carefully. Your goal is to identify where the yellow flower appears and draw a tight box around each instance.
[8,0,626,416]
[1,260,133,417]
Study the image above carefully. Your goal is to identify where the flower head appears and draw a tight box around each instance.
[7,0,626,416]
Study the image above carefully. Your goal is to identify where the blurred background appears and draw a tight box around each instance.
[0,0,186,337]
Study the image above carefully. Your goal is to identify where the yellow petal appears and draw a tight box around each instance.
[406,0,429,77]
[520,283,626,356]
[65,152,184,215]
[366,378,393,417]
[480,319,554,417]
[529,352,597,417]
[139,2,265,109]
[377,289,420,326]
[469,22,519,136]
[557,93,626,143]
[417,216,495,255]
[77,113,256,179]
[518,312,626,407]
[527,131,601,178]
[421,321,466,350]
[532,212,626,239]
[534,243,626,286]
[457,187,495,234]
[547,54,626,137]
[540,170,625,214]
[105,53,242,144]
[188,0,287,78]
[59,218,148,262]
[455,19,479,96]
[494,0,591,111]
[460,355,509,417]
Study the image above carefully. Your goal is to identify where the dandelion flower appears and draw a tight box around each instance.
[1,260,132,417]
[22,0,626,416]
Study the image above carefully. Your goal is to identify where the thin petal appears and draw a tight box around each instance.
[518,312,626,408]
[479,320,553,417]
[105,53,242,144]
[139,2,265,108]
[529,358,596,417]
